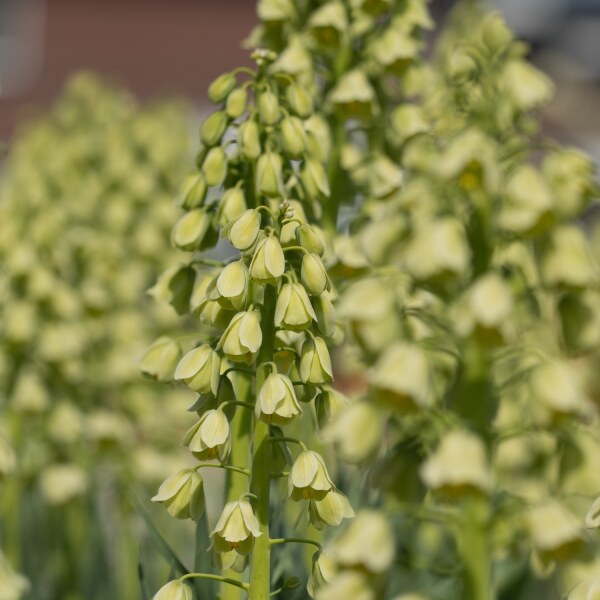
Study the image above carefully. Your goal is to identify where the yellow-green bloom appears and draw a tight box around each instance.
[314,571,373,600]
[39,464,88,506]
[215,260,250,310]
[301,253,329,296]
[217,309,262,364]
[250,234,285,284]
[314,386,350,428]
[140,337,181,383]
[174,345,221,395]
[300,336,333,384]
[280,115,306,159]
[238,120,261,160]
[184,409,231,461]
[308,1,347,47]
[329,70,376,119]
[287,83,313,118]
[171,208,217,251]
[500,59,553,110]
[208,72,236,103]
[289,450,333,500]
[307,551,337,598]
[296,223,325,256]
[313,293,337,338]
[223,208,261,250]
[301,158,331,198]
[211,499,262,555]
[528,501,582,562]
[275,283,318,331]
[309,488,354,530]
[226,88,248,119]
[179,173,207,210]
[256,372,302,424]
[258,88,280,125]
[217,186,247,226]
[152,468,205,521]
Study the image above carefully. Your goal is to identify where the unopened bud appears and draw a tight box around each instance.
[200,111,229,147]
[202,146,228,187]
[179,173,207,210]
[301,253,329,296]
[280,116,306,159]
[238,120,261,160]
[287,84,313,118]
[258,88,280,126]
[208,72,236,103]
[300,336,333,384]
[222,208,261,250]
[256,151,284,197]
[226,88,248,119]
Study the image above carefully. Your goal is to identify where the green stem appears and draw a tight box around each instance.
[194,463,249,477]
[249,285,277,600]
[181,573,249,591]
[269,538,321,550]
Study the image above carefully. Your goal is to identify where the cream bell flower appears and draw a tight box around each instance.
[217,310,262,364]
[300,336,333,384]
[211,499,262,556]
[183,409,230,461]
[301,253,329,296]
[174,344,221,396]
[214,260,250,310]
[250,234,285,284]
[289,450,334,501]
[256,372,302,424]
[275,283,318,331]
[307,551,337,598]
[140,337,181,383]
[152,468,205,521]
[152,580,193,600]
[223,209,261,251]
[308,488,354,530]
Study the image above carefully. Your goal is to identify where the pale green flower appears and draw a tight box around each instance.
[314,571,373,600]
[528,501,582,561]
[301,158,331,198]
[208,72,236,103]
[250,235,285,284]
[314,386,350,428]
[171,208,216,251]
[275,283,318,331]
[500,60,554,110]
[288,450,333,500]
[39,464,88,506]
[258,88,280,125]
[301,253,330,296]
[296,223,325,256]
[308,1,348,46]
[217,310,262,364]
[200,110,228,147]
[329,70,376,119]
[217,187,247,226]
[140,337,182,383]
[238,119,261,160]
[225,88,248,119]
[201,146,228,187]
[184,409,231,461]
[300,336,333,384]
[307,551,337,598]
[280,115,306,159]
[211,500,262,555]
[256,372,302,424]
[179,173,207,210]
[174,345,221,395]
[309,488,354,530]
[286,83,313,118]
[223,209,261,251]
[214,260,250,310]
[152,468,205,521]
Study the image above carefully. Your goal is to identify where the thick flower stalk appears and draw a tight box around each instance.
[149,51,351,599]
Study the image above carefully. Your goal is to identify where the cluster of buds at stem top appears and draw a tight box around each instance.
[148,54,353,597]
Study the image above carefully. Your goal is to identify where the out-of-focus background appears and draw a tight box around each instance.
[2,0,600,154]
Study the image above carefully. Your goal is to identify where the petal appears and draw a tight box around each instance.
[174,346,211,380]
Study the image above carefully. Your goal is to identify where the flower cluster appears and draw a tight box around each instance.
[148,51,352,599]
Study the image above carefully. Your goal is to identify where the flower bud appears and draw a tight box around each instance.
[171,208,218,251]
[238,120,261,160]
[152,468,205,521]
[287,84,313,118]
[322,401,383,463]
[250,234,285,284]
[256,372,302,424]
[296,223,325,256]
[152,580,193,600]
[184,409,230,461]
[140,337,181,383]
[301,253,329,296]
[217,187,247,226]
[215,260,250,310]
[301,158,331,198]
[329,510,395,573]
[329,70,376,120]
[201,146,228,187]
[313,293,336,338]
[217,310,262,364]
[420,430,492,496]
[258,88,280,126]
[275,283,318,331]
[309,488,354,530]
[179,173,207,210]
[300,336,333,384]
[174,345,221,395]
[307,551,337,599]
[226,88,248,119]
[256,151,284,198]
[208,72,236,103]
[211,500,262,556]
[200,111,229,147]
[289,450,333,501]
[222,209,261,250]
[480,12,513,53]
[280,116,306,159]
[370,342,432,410]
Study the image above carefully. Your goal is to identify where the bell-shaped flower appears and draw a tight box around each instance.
[329,70,376,120]
[314,386,350,429]
[296,223,325,256]
[308,1,347,47]
[390,104,428,142]
[211,500,262,556]
[183,409,230,461]
[217,187,246,226]
[151,468,205,521]
[214,260,249,310]
[304,114,332,162]
[328,510,394,574]
[301,253,329,296]
[370,342,432,410]
[179,172,207,210]
[222,209,261,250]
[289,450,333,501]
[314,572,372,600]
[238,120,261,160]
[256,151,284,198]
[287,83,313,118]
[140,337,181,383]
[500,59,554,111]
[258,88,280,125]
[174,344,221,395]
[312,293,336,338]
[257,0,295,22]
[208,72,236,103]
[301,158,330,198]
[322,401,383,463]
[307,551,337,599]
[148,265,196,315]
[528,501,582,562]
[568,578,600,600]
[256,371,302,424]
[200,111,228,147]
[308,488,354,530]
[280,116,306,159]
[250,234,285,284]
[420,430,492,497]
[368,153,403,198]
[300,336,333,384]
[217,310,262,364]
[171,208,217,251]
[201,146,228,187]
[275,283,318,331]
